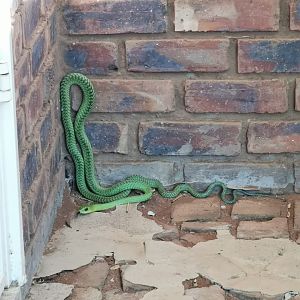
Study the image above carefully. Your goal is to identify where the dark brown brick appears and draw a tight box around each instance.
[63,0,167,34]
[72,80,175,113]
[185,80,287,113]
[238,39,300,73]
[290,0,300,30]
[296,79,300,111]
[12,13,23,64]
[15,51,32,104]
[126,39,229,72]
[175,0,279,32]
[22,0,42,47]
[247,121,300,153]
[31,30,47,77]
[64,42,118,75]
[139,121,241,156]
[85,122,128,154]
[24,77,44,137]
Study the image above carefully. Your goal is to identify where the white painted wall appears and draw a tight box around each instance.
[0,0,26,297]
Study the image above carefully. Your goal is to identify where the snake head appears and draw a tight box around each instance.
[79,205,94,215]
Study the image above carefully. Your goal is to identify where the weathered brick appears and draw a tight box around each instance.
[12,13,23,64]
[231,198,284,221]
[296,79,300,111]
[295,163,300,193]
[295,199,300,231]
[171,196,220,223]
[63,0,167,35]
[184,163,293,191]
[42,62,57,104]
[290,0,300,30]
[238,40,300,73]
[95,161,183,186]
[182,221,231,233]
[22,0,42,47]
[40,111,53,154]
[32,31,47,77]
[126,39,229,72]
[237,218,289,239]
[139,121,241,156]
[175,0,279,32]
[24,77,44,137]
[17,107,26,152]
[85,122,128,154]
[20,143,41,196]
[49,10,57,46]
[72,80,175,113]
[247,121,300,153]
[15,51,31,104]
[185,80,287,113]
[22,204,31,250]
[64,42,118,75]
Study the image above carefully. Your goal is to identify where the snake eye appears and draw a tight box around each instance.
[84,207,89,211]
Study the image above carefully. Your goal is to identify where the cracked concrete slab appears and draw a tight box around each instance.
[27,283,73,300]
[37,204,300,299]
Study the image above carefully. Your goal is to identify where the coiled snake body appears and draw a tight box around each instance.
[60,73,264,214]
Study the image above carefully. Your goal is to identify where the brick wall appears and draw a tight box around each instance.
[61,0,300,194]
[11,0,64,294]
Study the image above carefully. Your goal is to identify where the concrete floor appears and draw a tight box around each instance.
[27,193,300,300]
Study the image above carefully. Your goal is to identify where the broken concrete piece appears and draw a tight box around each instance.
[71,287,102,300]
[171,196,220,223]
[104,289,148,300]
[185,285,225,300]
[231,198,283,221]
[37,204,300,299]
[237,218,289,239]
[27,283,73,300]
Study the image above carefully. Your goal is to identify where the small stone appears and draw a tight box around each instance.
[185,285,225,300]
[182,221,231,233]
[237,218,289,240]
[147,210,156,216]
[232,198,283,221]
[152,229,179,241]
[171,196,220,223]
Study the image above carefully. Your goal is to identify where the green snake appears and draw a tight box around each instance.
[60,73,265,215]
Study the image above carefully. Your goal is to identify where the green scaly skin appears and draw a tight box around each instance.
[60,73,268,215]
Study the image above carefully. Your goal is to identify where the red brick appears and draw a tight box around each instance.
[238,39,300,73]
[24,77,44,137]
[72,80,175,113]
[175,0,279,32]
[64,42,118,75]
[85,122,128,154]
[22,0,42,47]
[247,121,300,153]
[296,79,300,111]
[171,195,221,223]
[12,13,23,65]
[231,198,284,221]
[237,218,289,239]
[139,121,241,156]
[290,0,300,30]
[185,80,287,113]
[63,0,167,34]
[14,51,32,104]
[294,199,300,231]
[182,221,231,232]
[126,39,229,72]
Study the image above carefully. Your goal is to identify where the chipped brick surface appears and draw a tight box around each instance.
[139,121,241,156]
[237,218,289,239]
[175,0,279,32]
[126,39,229,72]
[238,40,300,73]
[64,42,118,75]
[185,80,287,113]
[72,80,175,113]
[63,0,167,35]
[290,0,300,30]
[247,121,300,153]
